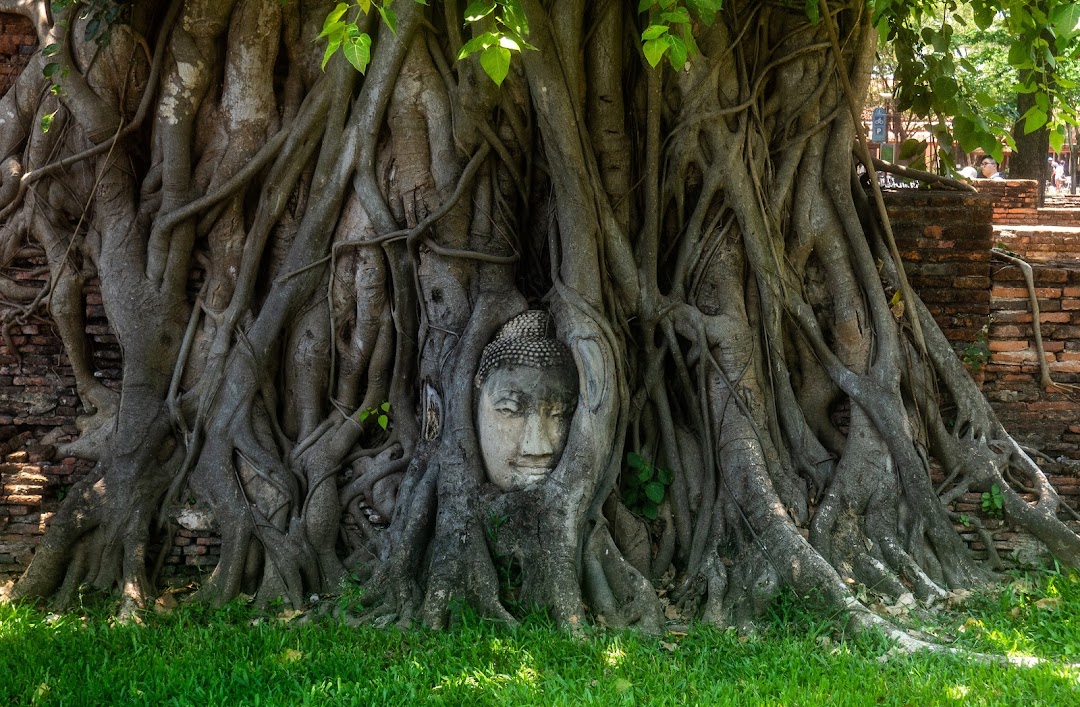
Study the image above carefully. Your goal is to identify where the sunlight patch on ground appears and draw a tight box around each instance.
[603,640,626,667]
[945,684,970,700]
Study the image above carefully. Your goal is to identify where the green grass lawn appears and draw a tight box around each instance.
[2,569,1079,705]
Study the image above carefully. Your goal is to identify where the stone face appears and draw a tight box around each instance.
[477,365,577,492]
[474,311,578,493]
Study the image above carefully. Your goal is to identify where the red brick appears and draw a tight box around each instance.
[988,340,1029,352]
[991,351,1052,365]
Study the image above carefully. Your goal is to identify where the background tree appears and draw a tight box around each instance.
[2,0,1079,638]
[881,0,1080,185]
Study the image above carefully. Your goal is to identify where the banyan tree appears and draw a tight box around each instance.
[2,0,1079,637]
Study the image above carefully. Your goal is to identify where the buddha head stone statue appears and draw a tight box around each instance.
[475,311,578,492]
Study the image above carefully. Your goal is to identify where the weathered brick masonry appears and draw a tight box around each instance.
[977,179,1080,228]
[0,256,221,574]
[0,13,35,96]
[887,187,1080,564]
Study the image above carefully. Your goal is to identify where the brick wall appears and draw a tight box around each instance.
[995,226,1080,262]
[974,180,1080,227]
[975,180,1039,225]
[888,189,994,344]
[0,13,35,96]
[0,257,220,577]
[983,262,1080,462]
[886,188,1080,566]
[886,190,1080,463]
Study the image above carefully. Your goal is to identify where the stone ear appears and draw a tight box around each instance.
[574,338,606,413]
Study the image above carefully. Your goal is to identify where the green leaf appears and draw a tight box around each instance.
[359,409,371,422]
[642,504,658,520]
[342,31,371,73]
[1008,40,1033,68]
[1050,127,1065,153]
[380,401,391,412]
[681,22,699,57]
[989,142,1006,164]
[480,45,511,85]
[931,76,957,100]
[319,3,350,38]
[464,0,496,22]
[377,414,389,430]
[637,0,655,13]
[643,36,670,68]
[378,5,397,35]
[458,31,497,59]
[40,111,56,133]
[321,37,342,70]
[43,62,60,79]
[641,24,668,41]
[899,138,925,160]
[84,17,100,41]
[657,467,673,485]
[624,489,639,507]
[42,43,60,57]
[1051,4,1080,42]
[645,482,666,504]
[1023,106,1048,135]
[501,0,529,35]
[953,116,979,153]
[666,34,688,69]
[686,0,721,25]
[637,464,654,483]
[627,451,645,469]
[974,5,994,30]
[659,7,690,25]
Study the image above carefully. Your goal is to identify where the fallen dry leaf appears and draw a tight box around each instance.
[278,608,304,622]
[154,594,178,613]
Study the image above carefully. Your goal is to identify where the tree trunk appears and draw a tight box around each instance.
[1011,87,1051,204]
[2,0,1078,634]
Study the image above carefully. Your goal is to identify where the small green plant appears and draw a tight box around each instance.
[484,511,523,612]
[959,514,972,527]
[358,401,391,430]
[622,451,673,520]
[337,573,366,615]
[981,483,1005,518]
[962,327,991,371]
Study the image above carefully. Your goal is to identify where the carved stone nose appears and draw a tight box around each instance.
[520,412,554,457]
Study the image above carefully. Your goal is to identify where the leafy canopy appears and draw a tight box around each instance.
[316,0,1076,167]
[874,0,1080,163]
